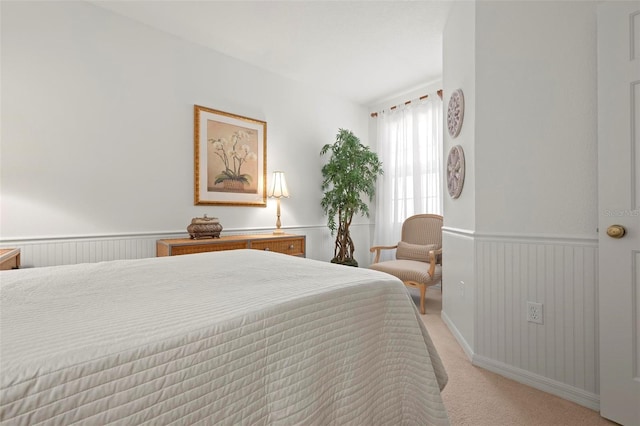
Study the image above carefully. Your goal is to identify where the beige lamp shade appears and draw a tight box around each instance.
[268,171,290,198]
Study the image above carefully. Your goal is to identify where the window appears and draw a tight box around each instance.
[373,95,443,253]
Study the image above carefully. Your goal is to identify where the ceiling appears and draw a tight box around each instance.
[92,1,452,106]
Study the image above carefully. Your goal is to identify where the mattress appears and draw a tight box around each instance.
[0,249,448,425]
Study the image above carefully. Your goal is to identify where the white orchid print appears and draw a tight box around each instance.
[209,130,258,186]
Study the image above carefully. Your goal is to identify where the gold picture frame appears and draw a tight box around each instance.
[194,105,267,206]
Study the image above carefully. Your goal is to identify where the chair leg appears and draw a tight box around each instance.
[419,284,426,314]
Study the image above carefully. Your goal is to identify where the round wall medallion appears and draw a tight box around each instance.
[447,145,465,199]
[447,89,465,138]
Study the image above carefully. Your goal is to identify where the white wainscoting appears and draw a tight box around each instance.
[0,224,374,268]
[474,232,599,409]
[0,232,185,268]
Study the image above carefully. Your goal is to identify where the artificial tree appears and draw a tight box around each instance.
[320,129,383,266]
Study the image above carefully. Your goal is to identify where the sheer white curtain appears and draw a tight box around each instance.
[373,95,443,258]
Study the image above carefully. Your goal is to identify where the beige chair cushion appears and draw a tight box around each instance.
[369,260,442,285]
[396,242,438,262]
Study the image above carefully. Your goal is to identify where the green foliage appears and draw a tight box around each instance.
[214,171,251,185]
[320,129,383,265]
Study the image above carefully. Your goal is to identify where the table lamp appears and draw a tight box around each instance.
[268,171,290,234]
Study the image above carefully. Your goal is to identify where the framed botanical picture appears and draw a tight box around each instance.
[194,105,267,206]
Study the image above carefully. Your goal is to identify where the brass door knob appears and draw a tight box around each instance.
[606,225,626,239]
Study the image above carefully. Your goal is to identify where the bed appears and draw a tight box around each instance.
[0,249,448,425]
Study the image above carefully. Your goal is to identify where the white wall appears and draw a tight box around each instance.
[441,0,477,355]
[442,0,600,409]
[0,1,371,264]
[475,1,598,237]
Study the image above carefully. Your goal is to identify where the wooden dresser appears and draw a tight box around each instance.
[0,248,21,270]
[157,233,305,258]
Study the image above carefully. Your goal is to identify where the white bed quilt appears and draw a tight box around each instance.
[0,250,448,425]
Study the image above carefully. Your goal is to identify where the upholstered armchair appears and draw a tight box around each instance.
[369,214,443,314]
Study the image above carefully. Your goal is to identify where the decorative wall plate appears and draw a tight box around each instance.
[447,145,465,199]
[447,89,465,138]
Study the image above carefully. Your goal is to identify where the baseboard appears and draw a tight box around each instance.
[472,354,600,411]
[441,310,600,411]
[440,310,474,361]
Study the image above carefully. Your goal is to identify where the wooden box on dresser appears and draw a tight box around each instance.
[156,234,306,258]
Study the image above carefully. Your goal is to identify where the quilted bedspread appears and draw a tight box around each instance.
[0,250,448,425]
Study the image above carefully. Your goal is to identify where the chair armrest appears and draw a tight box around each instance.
[369,244,398,264]
[428,248,443,277]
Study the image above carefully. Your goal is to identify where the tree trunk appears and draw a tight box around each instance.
[332,211,357,266]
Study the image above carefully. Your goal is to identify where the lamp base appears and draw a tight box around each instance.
[273,229,285,235]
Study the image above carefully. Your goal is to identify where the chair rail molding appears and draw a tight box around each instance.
[443,226,598,245]
[441,226,475,238]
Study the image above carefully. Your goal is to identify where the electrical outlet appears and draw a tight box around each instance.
[527,302,543,324]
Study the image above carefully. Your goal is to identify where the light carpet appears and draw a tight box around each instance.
[414,287,617,426]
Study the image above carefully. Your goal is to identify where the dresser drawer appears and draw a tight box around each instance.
[250,237,305,257]
[157,234,305,258]
[169,241,249,256]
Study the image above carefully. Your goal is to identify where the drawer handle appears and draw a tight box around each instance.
[289,244,294,249]
[264,247,270,251]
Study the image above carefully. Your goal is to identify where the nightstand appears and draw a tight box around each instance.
[0,248,21,270]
